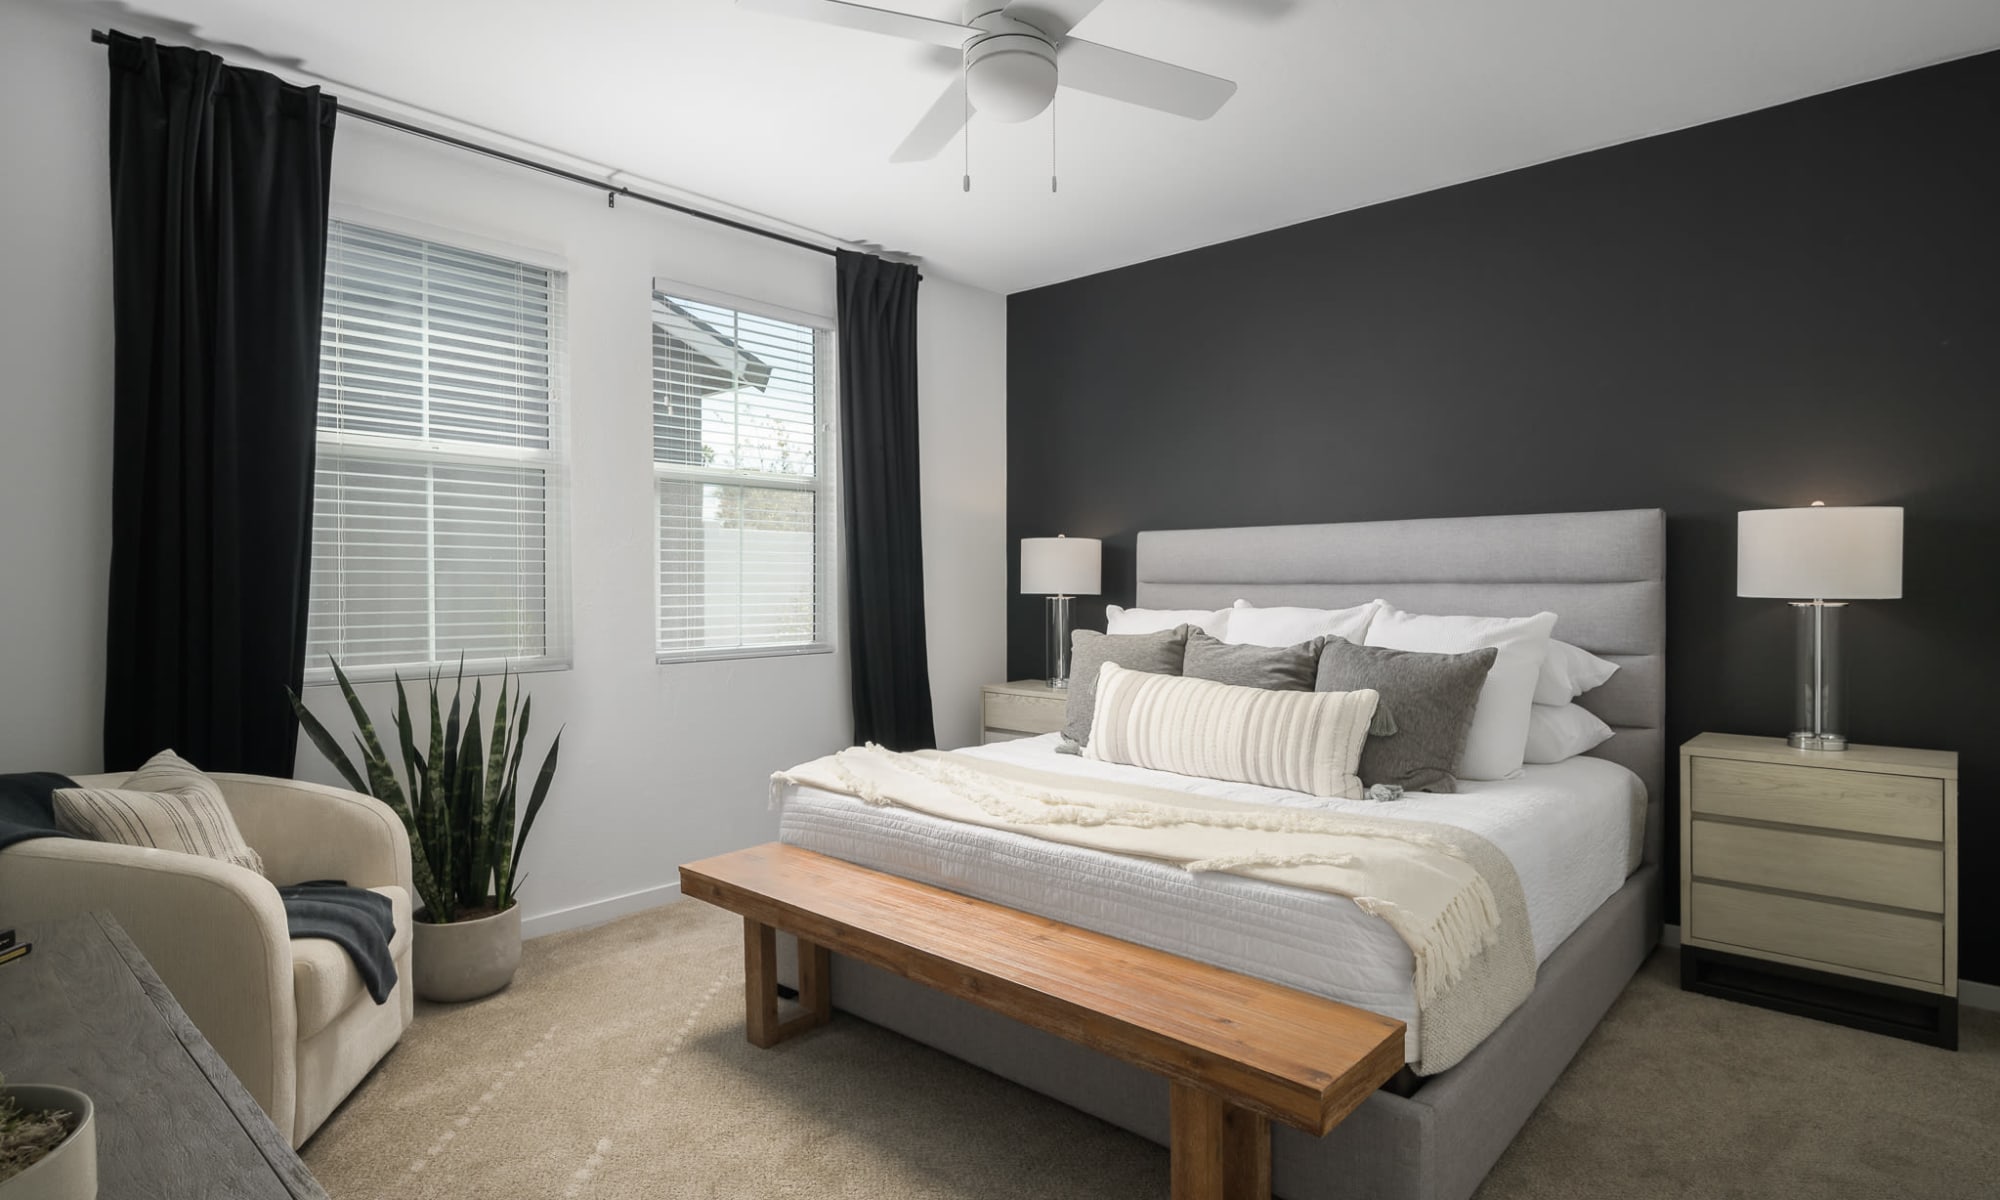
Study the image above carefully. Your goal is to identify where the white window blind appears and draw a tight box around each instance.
[653,286,833,660]
[308,221,568,678]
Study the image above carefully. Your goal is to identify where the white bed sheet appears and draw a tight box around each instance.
[776,734,1645,1063]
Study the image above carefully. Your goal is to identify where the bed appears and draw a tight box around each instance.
[776,508,1666,1200]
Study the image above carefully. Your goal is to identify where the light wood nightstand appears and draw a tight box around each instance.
[1679,732,1959,1048]
[980,680,1069,744]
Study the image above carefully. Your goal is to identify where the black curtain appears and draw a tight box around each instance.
[835,250,937,750]
[102,32,337,775]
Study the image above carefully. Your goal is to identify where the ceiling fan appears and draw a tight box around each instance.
[738,0,1238,164]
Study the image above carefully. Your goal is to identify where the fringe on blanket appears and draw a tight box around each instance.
[1353,887,1503,1006]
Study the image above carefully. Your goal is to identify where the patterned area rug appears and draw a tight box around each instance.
[304,900,1999,1198]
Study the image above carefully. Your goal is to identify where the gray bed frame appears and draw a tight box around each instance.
[822,509,1666,1200]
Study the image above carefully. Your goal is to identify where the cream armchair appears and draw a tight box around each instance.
[0,773,414,1147]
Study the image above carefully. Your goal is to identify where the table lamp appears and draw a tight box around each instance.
[1021,535,1101,688]
[1737,503,1903,750]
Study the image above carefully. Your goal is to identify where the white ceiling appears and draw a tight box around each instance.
[73,0,2000,293]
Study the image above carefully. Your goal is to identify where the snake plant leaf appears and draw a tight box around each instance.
[286,688,367,794]
[440,665,464,825]
[457,684,484,903]
[480,672,512,907]
[508,727,562,905]
[492,693,531,903]
[330,659,403,808]
[392,673,421,819]
[485,670,512,813]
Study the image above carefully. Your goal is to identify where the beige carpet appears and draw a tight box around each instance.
[305,901,1998,1199]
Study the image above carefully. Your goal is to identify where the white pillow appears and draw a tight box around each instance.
[1086,662,1377,799]
[1534,639,1619,706]
[1364,603,1557,781]
[1523,703,1615,764]
[1104,605,1230,637]
[1224,599,1377,647]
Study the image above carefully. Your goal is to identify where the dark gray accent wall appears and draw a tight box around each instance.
[1006,50,2000,984]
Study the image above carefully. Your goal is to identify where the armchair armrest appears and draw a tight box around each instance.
[0,838,299,1143]
[213,774,413,896]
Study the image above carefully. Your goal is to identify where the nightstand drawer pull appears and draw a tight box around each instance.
[1691,821,1944,913]
[983,691,1068,736]
[1691,882,1943,985]
[1691,758,1942,841]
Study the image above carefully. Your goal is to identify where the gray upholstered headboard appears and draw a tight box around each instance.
[1136,508,1666,866]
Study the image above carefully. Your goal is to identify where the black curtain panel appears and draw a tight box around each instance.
[102,32,337,775]
[835,250,937,750]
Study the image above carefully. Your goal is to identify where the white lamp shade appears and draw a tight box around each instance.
[1738,506,1903,599]
[1021,536,1101,595]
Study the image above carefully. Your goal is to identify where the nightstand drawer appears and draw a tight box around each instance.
[1691,821,1944,913]
[983,690,1067,736]
[1690,881,1943,985]
[1690,757,1943,841]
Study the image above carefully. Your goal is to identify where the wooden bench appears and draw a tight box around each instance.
[680,843,1407,1200]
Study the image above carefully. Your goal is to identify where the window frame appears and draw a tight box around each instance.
[305,209,574,685]
[650,278,839,666]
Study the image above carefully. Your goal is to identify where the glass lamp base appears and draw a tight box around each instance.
[1789,601,1847,752]
[1043,594,1073,690]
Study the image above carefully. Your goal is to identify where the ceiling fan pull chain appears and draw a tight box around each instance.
[1050,91,1058,194]
[962,58,973,193]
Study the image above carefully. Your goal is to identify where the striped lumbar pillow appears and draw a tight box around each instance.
[1084,662,1379,799]
[53,749,264,875]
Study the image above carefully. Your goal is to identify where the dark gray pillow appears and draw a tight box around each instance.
[1064,625,1190,746]
[1182,629,1323,691]
[1317,636,1497,793]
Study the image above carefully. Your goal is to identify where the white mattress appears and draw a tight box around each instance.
[776,734,1646,1064]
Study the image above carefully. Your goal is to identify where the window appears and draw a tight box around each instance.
[652,284,833,660]
[307,220,568,678]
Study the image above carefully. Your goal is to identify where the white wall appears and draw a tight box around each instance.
[0,0,1006,936]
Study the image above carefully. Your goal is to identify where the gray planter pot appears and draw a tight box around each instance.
[0,1085,95,1200]
[412,902,522,1002]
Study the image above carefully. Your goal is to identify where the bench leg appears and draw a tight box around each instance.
[743,918,832,1049]
[1170,1083,1271,1200]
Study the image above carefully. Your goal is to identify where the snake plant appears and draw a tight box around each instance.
[289,660,562,924]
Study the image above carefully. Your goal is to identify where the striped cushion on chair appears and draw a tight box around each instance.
[1084,662,1378,799]
[54,749,264,874]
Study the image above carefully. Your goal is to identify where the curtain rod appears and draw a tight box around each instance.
[89,28,851,263]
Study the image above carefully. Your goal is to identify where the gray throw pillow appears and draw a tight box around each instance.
[1317,636,1497,793]
[1182,628,1324,691]
[1064,625,1190,746]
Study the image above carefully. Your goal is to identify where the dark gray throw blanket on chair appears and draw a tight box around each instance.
[0,771,398,1003]
[276,882,398,1003]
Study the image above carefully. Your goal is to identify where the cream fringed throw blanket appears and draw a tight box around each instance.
[775,745,1535,1073]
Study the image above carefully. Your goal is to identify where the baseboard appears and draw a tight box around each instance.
[1661,923,1996,1013]
[520,882,680,940]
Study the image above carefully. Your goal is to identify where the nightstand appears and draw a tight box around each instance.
[980,680,1068,744]
[1679,733,1959,1048]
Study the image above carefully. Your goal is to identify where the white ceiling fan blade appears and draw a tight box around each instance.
[1056,38,1237,120]
[890,80,972,163]
[1003,0,1106,39]
[737,0,978,49]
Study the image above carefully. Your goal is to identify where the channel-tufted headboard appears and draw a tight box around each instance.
[1136,508,1667,866]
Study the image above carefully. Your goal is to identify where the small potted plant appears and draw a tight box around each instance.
[291,661,562,1003]
[0,1074,95,1199]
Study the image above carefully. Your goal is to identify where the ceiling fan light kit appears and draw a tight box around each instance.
[964,27,1059,122]
[740,0,1236,183]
